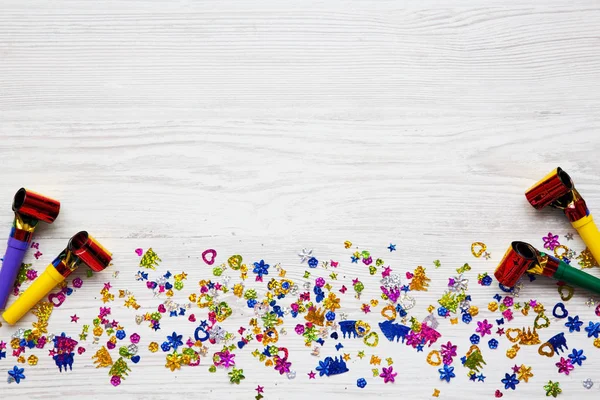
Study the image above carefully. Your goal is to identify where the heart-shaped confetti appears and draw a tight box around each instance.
[158,304,166,313]
[107,341,116,350]
[495,390,503,398]
[202,249,217,265]
[406,272,414,279]
[188,314,196,322]
[552,302,569,319]
[534,313,550,329]
[48,292,66,307]
[77,347,86,355]
[227,255,243,270]
[131,355,141,364]
[538,342,555,357]
[135,248,143,256]
[471,242,487,258]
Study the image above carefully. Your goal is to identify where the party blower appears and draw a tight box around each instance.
[0,188,60,310]
[495,241,600,295]
[2,231,111,325]
[526,167,600,263]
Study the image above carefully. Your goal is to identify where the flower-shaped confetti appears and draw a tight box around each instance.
[438,364,455,382]
[544,380,561,397]
[555,357,574,375]
[543,233,560,250]
[585,321,600,338]
[568,349,586,367]
[501,373,519,390]
[379,366,397,383]
[565,315,583,333]
[7,366,25,384]
[476,320,492,337]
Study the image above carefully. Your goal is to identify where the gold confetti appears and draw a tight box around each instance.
[92,347,113,368]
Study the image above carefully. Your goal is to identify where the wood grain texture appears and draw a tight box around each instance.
[1,2,600,399]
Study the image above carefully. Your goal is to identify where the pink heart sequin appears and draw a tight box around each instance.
[158,304,166,313]
[135,248,143,256]
[202,249,217,265]
[188,314,196,322]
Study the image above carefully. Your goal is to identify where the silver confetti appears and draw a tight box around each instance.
[287,371,297,380]
[399,294,416,310]
[127,344,138,355]
[422,314,439,330]
[381,274,402,289]
[298,248,313,263]
[583,378,593,389]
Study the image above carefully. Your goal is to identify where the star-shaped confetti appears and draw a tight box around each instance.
[307,371,316,379]
[565,233,574,241]
[70,315,79,323]
[388,244,396,252]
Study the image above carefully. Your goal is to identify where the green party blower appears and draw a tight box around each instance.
[495,241,600,295]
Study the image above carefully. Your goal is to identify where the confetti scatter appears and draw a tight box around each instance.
[1,236,599,400]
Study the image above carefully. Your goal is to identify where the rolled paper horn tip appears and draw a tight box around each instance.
[494,241,536,287]
[69,231,112,272]
[12,188,61,223]
[525,167,573,209]
[512,241,537,260]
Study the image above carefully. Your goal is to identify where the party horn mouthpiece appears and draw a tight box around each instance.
[0,188,60,310]
[495,241,600,297]
[2,231,111,325]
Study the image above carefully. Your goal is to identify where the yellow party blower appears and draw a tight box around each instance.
[526,167,600,264]
[2,231,112,325]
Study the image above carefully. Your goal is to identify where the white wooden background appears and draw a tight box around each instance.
[1,1,600,399]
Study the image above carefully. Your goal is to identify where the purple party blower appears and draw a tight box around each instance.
[0,189,60,309]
